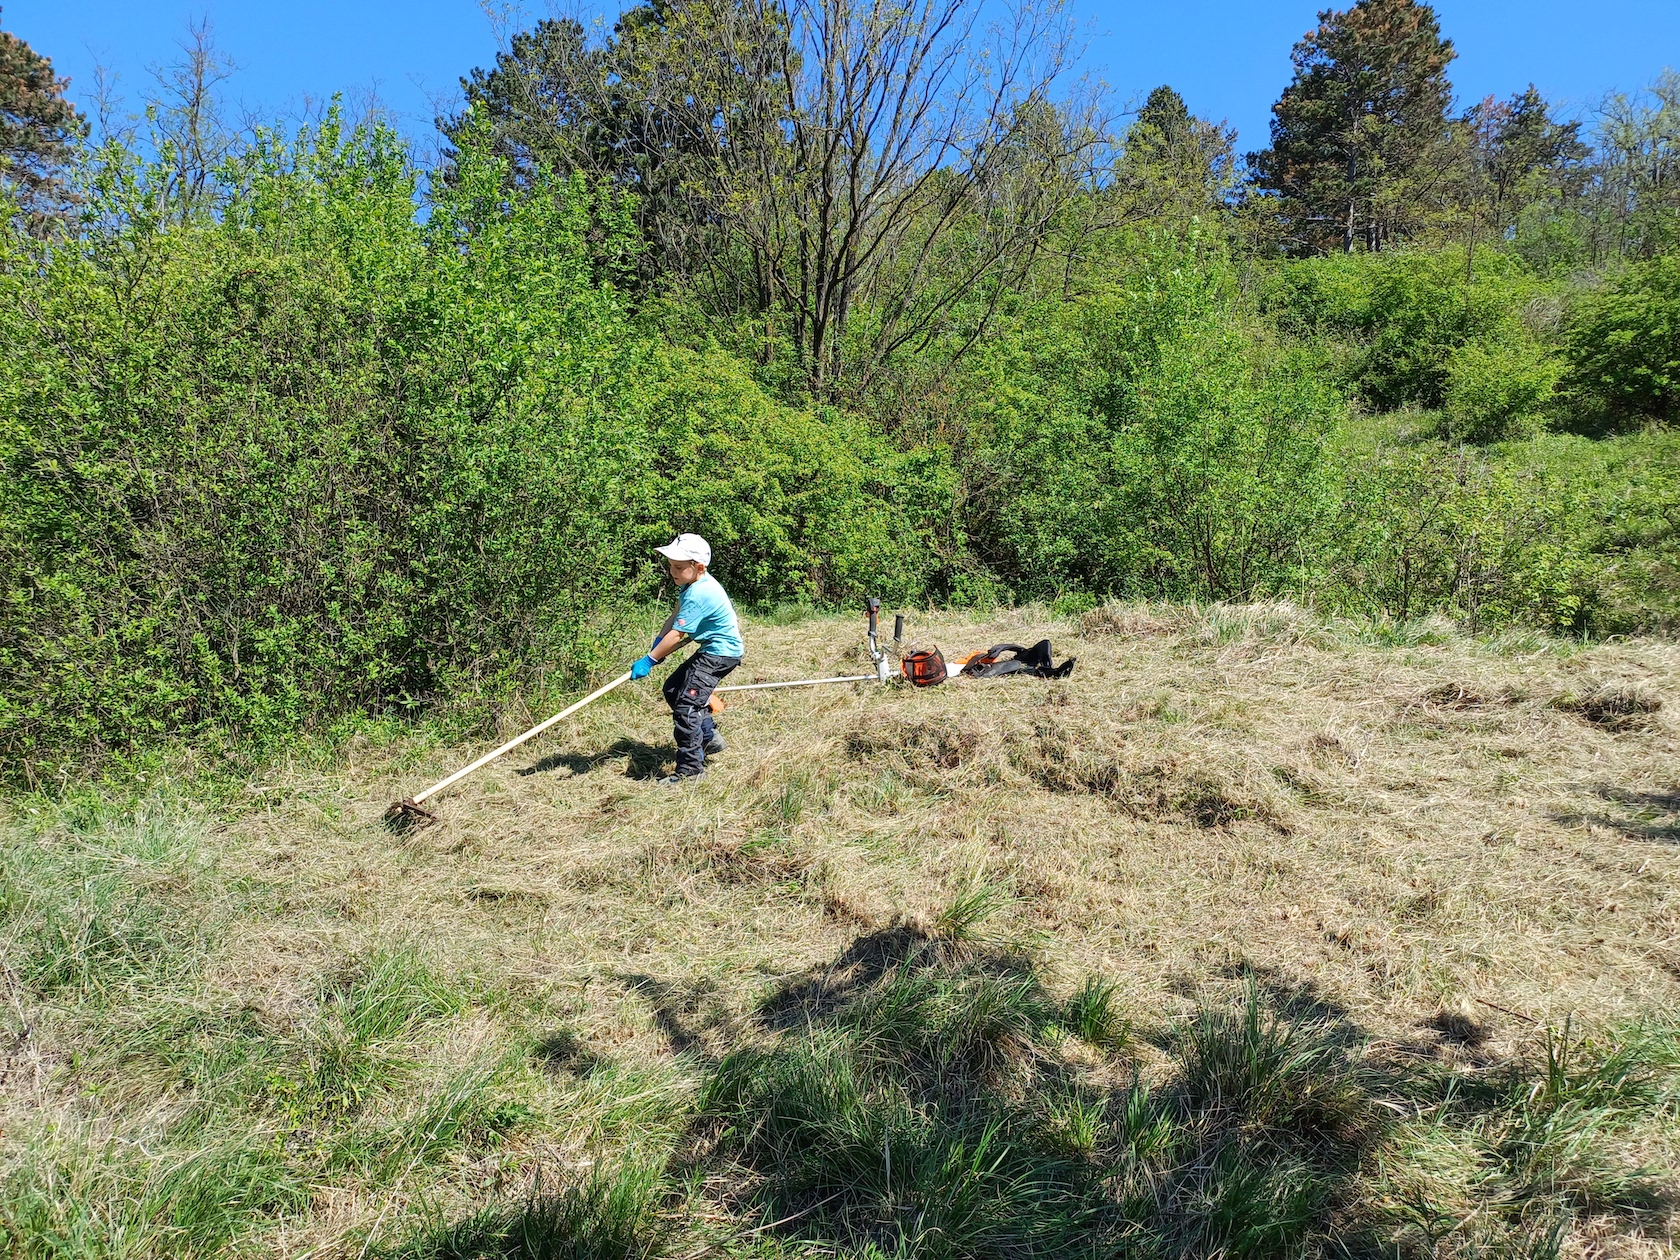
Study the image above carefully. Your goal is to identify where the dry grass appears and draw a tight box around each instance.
[337,600,1678,1039]
[4,601,1679,1256]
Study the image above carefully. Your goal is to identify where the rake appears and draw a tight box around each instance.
[383,599,903,829]
[384,671,633,830]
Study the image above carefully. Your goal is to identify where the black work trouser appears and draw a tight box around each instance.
[662,650,740,776]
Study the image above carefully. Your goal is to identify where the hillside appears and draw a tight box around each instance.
[3,603,1678,1257]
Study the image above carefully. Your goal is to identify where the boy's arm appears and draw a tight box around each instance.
[651,609,677,651]
[649,628,686,663]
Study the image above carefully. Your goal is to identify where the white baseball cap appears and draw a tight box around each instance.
[655,533,711,566]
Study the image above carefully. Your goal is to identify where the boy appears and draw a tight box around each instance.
[631,533,743,784]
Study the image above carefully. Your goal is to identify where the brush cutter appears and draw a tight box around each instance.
[384,602,896,827]
[384,671,633,829]
[713,598,903,696]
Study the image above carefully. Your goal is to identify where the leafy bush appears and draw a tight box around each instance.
[961,233,1342,602]
[1264,248,1561,413]
[1515,430,1680,635]
[1442,333,1562,442]
[0,111,948,777]
[1564,254,1680,427]
[1331,442,1597,632]
[632,347,954,606]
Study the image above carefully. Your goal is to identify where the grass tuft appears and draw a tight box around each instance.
[1553,679,1665,729]
[930,882,1003,944]
[1062,976,1129,1051]
[393,1156,668,1259]
[1175,983,1371,1141]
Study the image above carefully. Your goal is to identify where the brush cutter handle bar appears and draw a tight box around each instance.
[411,672,633,805]
[716,674,876,692]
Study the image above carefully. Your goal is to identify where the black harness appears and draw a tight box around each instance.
[960,640,1076,679]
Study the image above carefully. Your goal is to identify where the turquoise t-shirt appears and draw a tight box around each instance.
[674,573,744,657]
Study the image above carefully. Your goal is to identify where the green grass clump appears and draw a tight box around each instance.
[682,954,1680,1259]
[1175,984,1372,1138]
[0,800,214,1005]
[3,1129,309,1260]
[395,1157,669,1259]
[1374,1019,1680,1255]
[695,953,1377,1258]
[1063,976,1130,1051]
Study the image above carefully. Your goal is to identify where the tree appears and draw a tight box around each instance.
[677,0,1108,398]
[1464,86,1587,239]
[453,0,1102,400]
[1117,85,1238,221]
[147,17,235,221]
[1249,0,1455,254]
[441,3,777,288]
[0,8,86,233]
[1588,70,1680,261]
[1451,85,1588,278]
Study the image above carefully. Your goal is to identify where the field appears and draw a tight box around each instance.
[3,602,1678,1258]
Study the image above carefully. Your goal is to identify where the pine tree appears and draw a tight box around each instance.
[440,3,745,282]
[1250,0,1455,254]
[1119,86,1237,220]
[443,17,608,187]
[1465,85,1588,237]
[0,9,85,233]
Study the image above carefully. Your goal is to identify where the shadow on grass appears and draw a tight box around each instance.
[388,1158,666,1260]
[692,939,1391,1259]
[531,1030,604,1078]
[755,923,1033,1033]
[1549,783,1680,843]
[1212,959,1358,1024]
[396,933,1679,1260]
[615,974,743,1059]
[519,740,669,781]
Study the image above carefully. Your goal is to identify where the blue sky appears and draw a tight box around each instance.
[7,0,1678,156]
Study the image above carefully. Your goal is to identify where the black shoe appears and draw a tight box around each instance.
[656,771,704,786]
[704,735,727,755]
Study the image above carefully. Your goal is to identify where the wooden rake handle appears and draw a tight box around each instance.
[405,671,634,809]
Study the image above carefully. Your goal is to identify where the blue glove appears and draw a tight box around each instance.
[631,655,656,680]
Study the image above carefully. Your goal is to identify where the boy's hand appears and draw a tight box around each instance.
[631,655,656,680]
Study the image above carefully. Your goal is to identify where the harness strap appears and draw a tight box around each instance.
[961,638,1076,679]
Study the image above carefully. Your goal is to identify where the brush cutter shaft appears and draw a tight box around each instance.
[716,674,876,693]
[412,672,633,805]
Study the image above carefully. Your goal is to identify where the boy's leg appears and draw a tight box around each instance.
[662,655,692,713]
[663,655,698,773]
[669,653,739,777]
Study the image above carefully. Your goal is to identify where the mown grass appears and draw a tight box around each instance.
[3,602,1678,1257]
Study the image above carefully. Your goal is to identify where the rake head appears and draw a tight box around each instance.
[383,797,439,832]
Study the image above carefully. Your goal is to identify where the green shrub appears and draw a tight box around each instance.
[960,233,1342,602]
[632,347,954,606]
[1263,248,1561,413]
[1330,442,1597,632]
[1442,333,1563,442]
[0,110,950,777]
[1564,255,1680,427]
